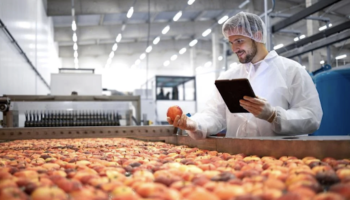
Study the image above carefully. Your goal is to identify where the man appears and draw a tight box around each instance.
[167,12,323,139]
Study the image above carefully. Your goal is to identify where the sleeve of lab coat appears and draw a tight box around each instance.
[272,67,323,135]
[185,88,227,140]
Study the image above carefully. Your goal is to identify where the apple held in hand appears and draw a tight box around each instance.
[167,105,183,121]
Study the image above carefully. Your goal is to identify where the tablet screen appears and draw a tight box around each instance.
[215,78,256,113]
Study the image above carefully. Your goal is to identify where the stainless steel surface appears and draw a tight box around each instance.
[1,95,141,128]
[0,126,349,159]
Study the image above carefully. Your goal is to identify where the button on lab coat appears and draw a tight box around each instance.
[187,50,323,139]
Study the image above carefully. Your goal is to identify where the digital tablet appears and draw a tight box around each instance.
[215,78,256,113]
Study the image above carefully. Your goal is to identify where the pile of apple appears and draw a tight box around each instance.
[0,138,349,200]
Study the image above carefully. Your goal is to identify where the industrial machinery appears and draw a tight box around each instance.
[311,65,350,136]
[0,95,142,128]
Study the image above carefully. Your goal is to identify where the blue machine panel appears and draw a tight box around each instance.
[311,66,350,136]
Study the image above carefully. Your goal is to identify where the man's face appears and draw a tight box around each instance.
[228,35,258,64]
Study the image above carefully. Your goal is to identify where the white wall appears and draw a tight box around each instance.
[0,0,60,96]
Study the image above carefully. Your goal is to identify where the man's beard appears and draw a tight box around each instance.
[237,40,258,64]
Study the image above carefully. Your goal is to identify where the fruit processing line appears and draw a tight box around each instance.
[0,125,349,160]
[0,95,141,128]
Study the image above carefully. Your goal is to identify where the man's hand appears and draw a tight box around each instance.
[239,96,276,123]
[167,114,197,131]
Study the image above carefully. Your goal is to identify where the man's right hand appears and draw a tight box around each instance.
[167,114,197,131]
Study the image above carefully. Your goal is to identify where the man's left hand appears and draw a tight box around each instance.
[239,96,276,123]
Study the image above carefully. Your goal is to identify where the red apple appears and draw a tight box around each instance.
[167,106,183,121]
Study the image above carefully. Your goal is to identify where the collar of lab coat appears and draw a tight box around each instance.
[244,50,279,79]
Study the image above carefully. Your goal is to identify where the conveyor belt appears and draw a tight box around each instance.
[0,126,349,159]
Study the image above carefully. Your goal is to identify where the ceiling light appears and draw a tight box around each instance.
[162,25,170,35]
[112,43,118,51]
[71,20,77,31]
[164,60,170,67]
[218,56,223,61]
[75,63,79,69]
[153,36,160,45]
[273,44,284,50]
[127,7,134,18]
[218,15,228,24]
[319,23,332,31]
[179,48,187,54]
[294,37,299,42]
[188,0,195,5]
[299,34,306,39]
[173,11,182,21]
[146,46,153,53]
[189,39,198,47]
[74,58,78,64]
[202,29,212,37]
[116,34,122,43]
[140,53,146,60]
[74,51,78,58]
[109,51,114,58]
[135,59,140,65]
[121,24,126,31]
[170,54,178,61]
[204,61,212,67]
[72,33,77,42]
[335,54,347,60]
[73,43,78,51]
[239,0,250,8]
[320,60,325,64]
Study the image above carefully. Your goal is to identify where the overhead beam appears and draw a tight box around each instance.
[47,0,241,16]
[269,13,330,22]
[54,20,214,43]
[271,0,342,33]
[58,38,212,57]
[280,29,350,58]
[277,21,350,54]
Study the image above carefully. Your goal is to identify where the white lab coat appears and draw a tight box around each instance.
[188,50,323,139]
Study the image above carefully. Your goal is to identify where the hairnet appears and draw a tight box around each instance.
[222,12,267,44]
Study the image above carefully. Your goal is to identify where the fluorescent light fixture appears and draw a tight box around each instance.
[73,43,78,51]
[72,33,77,42]
[162,25,170,34]
[121,24,126,31]
[335,54,347,60]
[218,15,228,24]
[140,53,146,60]
[179,48,187,54]
[273,44,284,50]
[319,23,332,31]
[299,34,306,39]
[218,56,223,61]
[107,58,112,65]
[188,0,195,5]
[75,63,79,69]
[202,29,212,37]
[74,58,78,64]
[135,59,140,65]
[153,36,160,45]
[173,11,182,21]
[320,60,325,64]
[127,7,134,18]
[146,45,153,53]
[170,54,178,61]
[189,39,198,47]
[239,0,250,8]
[109,51,114,58]
[163,60,170,67]
[74,51,78,58]
[204,61,212,67]
[71,20,77,31]
[294,37,299,42]
[112,43,118,51]
[116,34,122,42]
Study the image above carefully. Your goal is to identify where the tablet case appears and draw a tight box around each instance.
[215,78,256,113]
